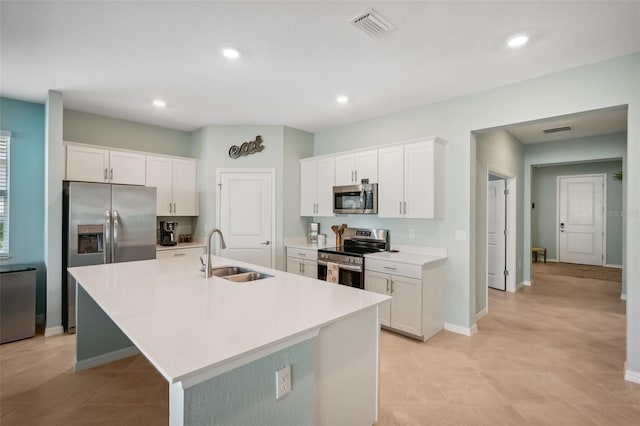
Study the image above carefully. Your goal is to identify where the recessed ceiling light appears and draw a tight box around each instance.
[222,48,240,59]
[507,35,529,48]
[153,99,166,108]
[336,95,349,104]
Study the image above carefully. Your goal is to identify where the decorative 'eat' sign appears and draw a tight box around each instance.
[229,135,265,159]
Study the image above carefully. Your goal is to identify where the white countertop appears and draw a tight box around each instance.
[68,255,389,385]
[156,241,205,251]
[284,238,327,250]
[365,250,447,266]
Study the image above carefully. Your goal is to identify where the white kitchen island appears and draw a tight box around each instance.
[68,254,390,426]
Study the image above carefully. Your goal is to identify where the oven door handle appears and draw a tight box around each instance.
[317,259,363,272]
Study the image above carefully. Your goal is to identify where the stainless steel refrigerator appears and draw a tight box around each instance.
[62,181,156,333]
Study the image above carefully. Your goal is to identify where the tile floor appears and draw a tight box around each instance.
[1,263,639,425]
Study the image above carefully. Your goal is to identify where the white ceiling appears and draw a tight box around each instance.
[486,106,628,144]
[1,1,639,133]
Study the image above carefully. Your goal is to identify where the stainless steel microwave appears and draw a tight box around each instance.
[333,184,378,214]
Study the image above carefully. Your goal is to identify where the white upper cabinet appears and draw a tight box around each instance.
[300,157,335,217]
[334,149,378,186]
[66,145,109,183]
[66,144,145,185]
[109,150,146,185]
[378,138,445,219]
[146,156,198,216]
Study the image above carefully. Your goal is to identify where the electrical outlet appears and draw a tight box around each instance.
[276,365,291,399]
[408,228,415,239]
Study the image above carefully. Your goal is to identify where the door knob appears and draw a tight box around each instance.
[260,240,271,245]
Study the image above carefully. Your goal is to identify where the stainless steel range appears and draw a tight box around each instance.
[317,228,389,289]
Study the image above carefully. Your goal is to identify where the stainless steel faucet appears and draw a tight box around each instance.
[205,228,227,278]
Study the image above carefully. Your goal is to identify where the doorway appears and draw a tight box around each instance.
[486,170,517,295]
[557,174,605,266]
[216,169,275,268]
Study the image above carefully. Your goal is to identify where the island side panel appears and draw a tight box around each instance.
[315,305,380,426]
[171,338,316,426]
[75,284,138,371]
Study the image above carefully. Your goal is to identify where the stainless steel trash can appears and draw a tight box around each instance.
[0,264,36,344]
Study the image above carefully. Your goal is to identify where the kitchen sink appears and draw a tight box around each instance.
[210,266,252,277]
[207,265,272,282]
[222,271,273,282]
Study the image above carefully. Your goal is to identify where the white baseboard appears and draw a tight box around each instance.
[625,369,640,384]
[44,325,64,337]
[522,280,532,286]
[621,293,627,301]
[444,322,477,336]
[75,346,140,372]
[516,281,525,291]
[475,308,487,322]
[605,264,623,269]
[36,314,45,326]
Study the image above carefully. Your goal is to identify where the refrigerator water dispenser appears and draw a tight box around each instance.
[77,224,104,254]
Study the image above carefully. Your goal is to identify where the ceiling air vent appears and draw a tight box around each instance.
[543,126,572,134]
[351,8,394,38]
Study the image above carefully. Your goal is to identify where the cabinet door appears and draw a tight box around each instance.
[377,146,404,218]
[334,154,356,186]
[109,151,146,185]
[287,257,303,275]
[66,145,109,183]
[365,271,391,327]
[300,160,317,216]
[404,141,434,218]
[355,150,378,183]
[302,259,318,279]
[173,159,198,216]
[390,275,422,336]
[146,156,173,216]
[315,157,335,217]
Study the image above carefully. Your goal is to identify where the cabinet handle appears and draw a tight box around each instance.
[383,266,397,271]
[173,253,186,257]
[351,170,355,182]
[355,170,358,182]
[390,279,394,294]
[301,263,305,273]
[169,202,173,214]
[110,168,113,180]
[403,201,407,215]
[297,253,307,257]
[173,202,177,213]
[386,278,390,293]
[399,201,402,215]
[104,168,108,180]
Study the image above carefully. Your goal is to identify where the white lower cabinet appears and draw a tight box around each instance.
[286,247,318,279]
[365,257,444,341]
[156,246,204,260]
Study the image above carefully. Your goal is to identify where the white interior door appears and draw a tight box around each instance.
[487,179,506,291]
[218,170,274,268]
[558,175,604,266]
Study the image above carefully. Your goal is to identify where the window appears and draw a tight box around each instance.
[0,133,9,258]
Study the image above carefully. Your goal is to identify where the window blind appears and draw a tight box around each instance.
[0,135,9,257]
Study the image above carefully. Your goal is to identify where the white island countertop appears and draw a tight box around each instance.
[68,254,390,385]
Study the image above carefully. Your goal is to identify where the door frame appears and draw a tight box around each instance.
[486,167,517,312]
[215,168,276,268]
[556,173,607,266]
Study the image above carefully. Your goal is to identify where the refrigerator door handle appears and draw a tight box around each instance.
[104,210,111,264]
[112,210,119,263]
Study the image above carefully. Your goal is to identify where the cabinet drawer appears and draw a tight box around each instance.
[287,247,318,261]
[365,258,422,279]
[156,246,204,259]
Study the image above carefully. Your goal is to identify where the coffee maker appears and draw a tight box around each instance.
[159,221,178,246]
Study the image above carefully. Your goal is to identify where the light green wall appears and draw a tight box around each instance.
[313,52,639,375]
[283,127,314,242]
[63,109,192,157]
[182,338,315,425]
[475,129,525,314]
[531,159,623,265]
